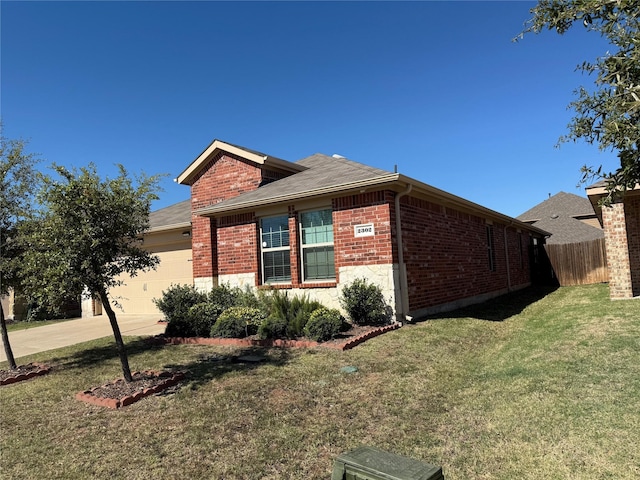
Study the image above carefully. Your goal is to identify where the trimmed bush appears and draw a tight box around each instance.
[187,302,224,337]
[304,308,343,342]
[207,284,238,311]
[210,306,266,338]
[153,284,206,323]
[257,316,289,340]
[340,278,390,326]
[164,319,196,338]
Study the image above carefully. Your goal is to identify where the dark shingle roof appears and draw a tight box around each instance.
[195,154,395,215]
[517,191,602,244]
[530,216,603,244]
[149,199,191,230]
[517,191,596,222]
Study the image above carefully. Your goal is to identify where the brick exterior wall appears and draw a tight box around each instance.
[399,196,532,312]
[189,152,289,282]
[602,196,640,298]
[217,213,258,276]
[627,195,640,296]
[333,191,395,271]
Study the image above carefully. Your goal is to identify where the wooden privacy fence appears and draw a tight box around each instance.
[545,238,608,286]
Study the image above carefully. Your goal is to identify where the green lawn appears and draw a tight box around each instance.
[5,317,76,332]
[1,284,639,479]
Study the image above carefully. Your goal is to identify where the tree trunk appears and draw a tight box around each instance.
[0,302,18,370]
[97,289,133,382]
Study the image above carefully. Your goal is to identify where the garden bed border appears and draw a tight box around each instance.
[75,370,185,409]
[0,363,52,386]
[148,323,400,350]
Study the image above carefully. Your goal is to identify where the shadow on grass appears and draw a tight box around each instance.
[418,285,558,323]
[51,336,295,391]
[163,346,295,392]
[51,337,159,371]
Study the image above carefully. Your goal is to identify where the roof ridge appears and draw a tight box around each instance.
[296,152,393,175]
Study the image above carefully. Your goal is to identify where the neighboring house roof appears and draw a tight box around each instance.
[528,216,604,244]
[517,191,597,223]
[149,199,191,232]
[585,181,640,224]
[517,191,603,244]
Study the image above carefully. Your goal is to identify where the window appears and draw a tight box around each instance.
[486,225,496,271]
[518,232,524,268]
[300,209,335,281]
[260,215,291,283]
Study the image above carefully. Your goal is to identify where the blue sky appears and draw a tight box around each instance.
[1,1,618,217]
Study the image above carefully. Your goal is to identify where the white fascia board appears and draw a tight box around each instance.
[147,222,192,234]
[176,140,267,185]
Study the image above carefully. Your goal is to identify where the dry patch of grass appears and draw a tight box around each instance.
[1,284,639,479]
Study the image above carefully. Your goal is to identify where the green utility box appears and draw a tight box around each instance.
[332,446,444,480]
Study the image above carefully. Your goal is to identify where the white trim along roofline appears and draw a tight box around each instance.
[176,139,305,185]
[148,222,192,234]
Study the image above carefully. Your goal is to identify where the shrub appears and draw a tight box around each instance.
[207,284,239,312]
[340,278,390,326]
[186,302,224,337]
[164,319,195,338]
[257,316,289,340]
[304,308,343,342]
[153,284,207,323]
[210,306,266,338]
[261,290,323,337]
[235,286,262,310]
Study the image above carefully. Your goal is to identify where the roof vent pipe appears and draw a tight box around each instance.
[395,183,413,324]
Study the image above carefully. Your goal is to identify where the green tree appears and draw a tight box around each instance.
[22,163,163,381]
[0,133,40,370]
[520,0,640,204]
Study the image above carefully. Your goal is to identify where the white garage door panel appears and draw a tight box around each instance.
[110,247,192,315]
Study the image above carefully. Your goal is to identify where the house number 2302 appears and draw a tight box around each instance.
[354,224,375,237]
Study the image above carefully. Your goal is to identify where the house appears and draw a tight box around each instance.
[517,191,603,245]
[110,139,544,322]
[586,182,640,299]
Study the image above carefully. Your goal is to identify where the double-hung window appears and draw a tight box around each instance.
[300,209,335,281]
[260,215,291,283]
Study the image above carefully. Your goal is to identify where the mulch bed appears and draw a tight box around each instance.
[75,370,185,409]
[0,363,52,386]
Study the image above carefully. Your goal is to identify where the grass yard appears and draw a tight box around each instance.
[1,284,639,479]
[5,317,76,332]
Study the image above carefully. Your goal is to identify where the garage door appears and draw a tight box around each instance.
[109,238,193,315]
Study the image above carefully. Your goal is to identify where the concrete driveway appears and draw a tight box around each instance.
[0,314,166,362]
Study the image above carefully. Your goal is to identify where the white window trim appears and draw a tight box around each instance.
[299,208,336,283]
[260,214,291,284]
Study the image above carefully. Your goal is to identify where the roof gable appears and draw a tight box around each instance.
[176,139,305,186]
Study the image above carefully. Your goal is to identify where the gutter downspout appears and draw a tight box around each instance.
[395,184,413,323]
